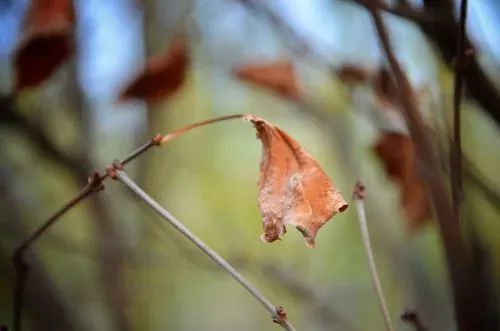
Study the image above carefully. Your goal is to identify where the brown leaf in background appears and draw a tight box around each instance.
[14,0,75,90]
[234,60,302,101]
[374,132,432,233]
[336,64,372,85]
[246,115,348,247]
[120,38,188,102]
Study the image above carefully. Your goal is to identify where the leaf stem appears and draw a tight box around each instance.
[161,114,245,144]
[115,169,296,331]
[353,181,394,331]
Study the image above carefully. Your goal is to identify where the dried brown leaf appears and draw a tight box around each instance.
[234,60,302,101]
[14,0,74,90]
[374,132,432,233]
[120,38,188,102]
[246,115,348,247]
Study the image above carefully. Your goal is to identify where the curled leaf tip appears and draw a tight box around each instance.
[249,116,347,246]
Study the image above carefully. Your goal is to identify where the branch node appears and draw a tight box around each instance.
[106,161,124,180]
[87,172,105,192]
[353,180,366,200]
[152,133,163,146]
[272,306,289,327]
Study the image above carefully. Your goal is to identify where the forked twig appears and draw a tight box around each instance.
[10,113,248,331]
[353,181,394,331]
[114,168,296,331]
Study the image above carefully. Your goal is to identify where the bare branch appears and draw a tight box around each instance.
[353,181,394,331]
[114,168,296,331]
[9,113,253,330]
[361,2,484,330]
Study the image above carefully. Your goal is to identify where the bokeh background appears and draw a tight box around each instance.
[1,0,500,330]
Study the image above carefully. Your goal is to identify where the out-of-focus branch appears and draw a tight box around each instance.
[0,167,84,331]
[240,0,500,129]
[114,168,296,331]
[419,0,500,128]
[11,174,103,331]
[450,0,469,213]
[361,2,484,330]
[0,95,87,177]
[349,0,440,23]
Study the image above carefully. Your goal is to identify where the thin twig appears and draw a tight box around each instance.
[114,169,296,331]
[353,181,394,331]
[160,114,245,144]
[451,0,469,213]
[401,309,429,331]
[10,113,248,331]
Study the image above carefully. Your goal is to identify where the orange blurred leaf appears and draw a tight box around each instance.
[374,132,432,233]
[235,60,302,101]
[246,115,348,247]
[14,0,74,90]
[120,38,188,102]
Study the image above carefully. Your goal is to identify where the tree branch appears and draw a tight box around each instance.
[362,2,484,330]
[418,0,500,128]
[9,113,251,330]
[114,168,296,331]
[450,0,469,213]
[0,95,86,176]
[0,167,84,331]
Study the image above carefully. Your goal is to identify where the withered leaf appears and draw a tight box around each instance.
[374,132,432,233]
[234,60,302,101]
[14,0,75,90]
[120,38,188,102]
[246,115,348,247]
